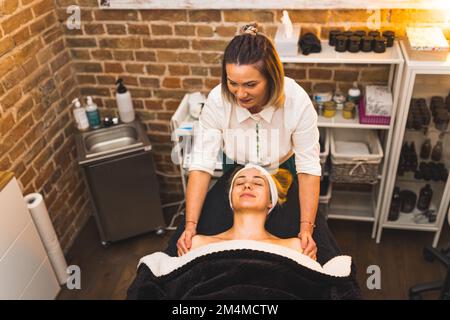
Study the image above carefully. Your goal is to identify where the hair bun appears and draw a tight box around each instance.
[240,23,258,36]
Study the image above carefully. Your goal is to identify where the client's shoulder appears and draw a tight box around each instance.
[191,234,222,250]
[276,237,303,253]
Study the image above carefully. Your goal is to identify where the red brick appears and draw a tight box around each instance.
[13,26,31,46]
[141,10,187,22]
[202,53,223,64]
[128,24,150,35]
[144,100,163,111]
[77,75,96,84]
[80,87,111,97]
[162,77,181,88]
[1,0,19,15]
[215,26,237,37]
[91,49,112,60]
[84,24,105,35]
[105,62,124,73]
[308,69,332,80]
[1,87,22,110]
[197,26,214,37]
[113,50,134,61]
[99,38,141,49]
[66,37,97,47]
[135,51,156,62]
[97,75,116,85]
[1,8,33,34]
[0,37,14,57]
[16,96,34,121]
[157,50,178,63]
[2,67,25,90]
[151,24,173,36]
[205,78,220,90]
[129,88,151,98]
[179,52,201,63]
[168,65,190,76]
[74,62,103,73]
[71,49,91,60]
[223,10,274,23]
[32,0,54,17]
[175,25,195,36]
[0,113,16,136]
[94,10,138,21]
[182,78,203,90]
[125,63,145,74]
[0,57,14,78]
[191,66,208,76]
[106,24,126,35]
[209,66,221,77]
[146,64,166,75]
[143,39,189,49]
[29,18,47,37]
[334,70,359,82]
[193,39,228,51]
[189,10,221,22]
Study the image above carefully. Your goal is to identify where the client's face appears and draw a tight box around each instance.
[231,168,271,213]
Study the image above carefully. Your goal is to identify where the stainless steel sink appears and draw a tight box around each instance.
[76,120,151,165]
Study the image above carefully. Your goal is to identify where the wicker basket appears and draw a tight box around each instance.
[319,127,330,175]
[330,129,383,184]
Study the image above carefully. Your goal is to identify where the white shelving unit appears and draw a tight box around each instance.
[280,40,404,237]
[376,40,450,247]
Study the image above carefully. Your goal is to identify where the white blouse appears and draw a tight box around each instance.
[189,77,321,176]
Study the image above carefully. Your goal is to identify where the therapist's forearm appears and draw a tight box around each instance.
[185,170,211,229]
[297,173,320,234]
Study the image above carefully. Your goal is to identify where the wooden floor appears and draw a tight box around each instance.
[57,216,450,300]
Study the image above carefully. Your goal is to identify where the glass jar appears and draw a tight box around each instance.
[335,35,348,52]
[322,101,336,118]
[373,36,387,53]
[382,30,395,47]
[361,36,374,52]
[348,36,361,53]
[343,101,356,119]
[328,30,341,46]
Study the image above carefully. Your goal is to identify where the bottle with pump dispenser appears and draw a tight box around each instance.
[348,82,361,105]
[72,98,89,131]
[85,96,101,129]
[116,78,135,123]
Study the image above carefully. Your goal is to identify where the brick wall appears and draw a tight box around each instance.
[0,0,91,252]
[1,0,449,252]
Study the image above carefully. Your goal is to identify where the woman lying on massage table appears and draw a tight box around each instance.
[188,164,304,254]
[127,164,361,300]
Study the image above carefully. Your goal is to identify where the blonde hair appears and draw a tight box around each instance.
[271,168,293,205]
[221,23,285,109]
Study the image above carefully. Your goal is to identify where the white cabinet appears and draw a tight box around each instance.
[279,40,404,238]
[0,175,60,299]
[376,40,450,247]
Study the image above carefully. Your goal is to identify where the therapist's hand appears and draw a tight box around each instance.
[177,224,197,256]
[299,230,317,260]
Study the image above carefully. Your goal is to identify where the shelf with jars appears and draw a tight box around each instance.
[280,35,404,238]
[376,40,450,247]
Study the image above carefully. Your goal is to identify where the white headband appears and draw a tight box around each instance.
[229,164,278,214]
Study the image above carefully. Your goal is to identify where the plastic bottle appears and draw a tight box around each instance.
[72,98,89,131]
[431,140,443,162]
[116,78,135,123]
[417,184,433,212]
[333,84,346,110]
[347,82,361,105]
[85,96,101,129]
[388,187,401,221]
[420,139,431,159]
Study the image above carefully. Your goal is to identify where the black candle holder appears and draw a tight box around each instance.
[328,30,341,46]
[373,36,387,53]
[342,31,354,38]
[335,35,348,52]
[348,36,361,53]
[361,36,374,52]
[382,30,395,47]
[354,30,366,38]
[368,30,380,38]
